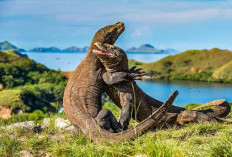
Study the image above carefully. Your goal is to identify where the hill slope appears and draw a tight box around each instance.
[213,61,232,81]
[0,50,67,113]
[130,48,232,82]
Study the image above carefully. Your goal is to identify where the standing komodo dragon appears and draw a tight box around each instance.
[63,22,178,143]
[93,42,231,126]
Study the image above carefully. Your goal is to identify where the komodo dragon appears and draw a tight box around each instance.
[93,42,231,126]
[93,42,146,130]
[63,22,178,143]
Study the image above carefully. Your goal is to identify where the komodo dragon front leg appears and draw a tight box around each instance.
[102,70,145,130]
[96,70,145,132]
[92,42,146,130]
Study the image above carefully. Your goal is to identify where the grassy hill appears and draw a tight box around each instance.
[0,50,67,113]
[0,49,23,62]
[130,48,232,82]
[213,61,232,81]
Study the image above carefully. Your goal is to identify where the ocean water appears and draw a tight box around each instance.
[22,51,169,71]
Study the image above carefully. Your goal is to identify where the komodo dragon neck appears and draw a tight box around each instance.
[92,42,128,72]
[68,22,125,88]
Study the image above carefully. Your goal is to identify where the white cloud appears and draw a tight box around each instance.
[131,29,142,38]
[1,0,232,25]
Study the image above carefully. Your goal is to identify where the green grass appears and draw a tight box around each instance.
[213,61,232,81]
[129,48,232,82]
[1,116,232,156]
[1,49,22,57]
[0,50,20,63]
[183,104,200,110]
[1,102,232,156]
[0,89,25,109]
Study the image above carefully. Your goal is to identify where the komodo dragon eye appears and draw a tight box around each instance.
[105,29,117,41]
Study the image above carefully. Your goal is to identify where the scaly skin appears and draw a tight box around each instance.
[63,22,177,143]
[97,43,231,126]
[177,99,231,125]
[93,42,146,130]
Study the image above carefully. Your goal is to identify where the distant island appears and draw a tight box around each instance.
[30,44,178,54]
[0,41,26,52]
[29,47,61,52]
[0,41,89,53]
[126,44,178,54]
[0,41,178,54]
[29,46,89,52]
[63,46,89,52]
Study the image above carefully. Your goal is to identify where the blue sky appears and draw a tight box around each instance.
[0,0,232,51]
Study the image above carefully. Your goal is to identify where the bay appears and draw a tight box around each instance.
[137,80,232,106]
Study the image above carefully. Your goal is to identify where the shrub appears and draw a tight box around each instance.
[20,84,64,112]
[163,61,173,67]
[28,110,46,122]
[0,51,67,89]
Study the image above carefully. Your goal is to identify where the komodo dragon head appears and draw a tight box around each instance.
[92,42,128,72]
[90,22,125,48]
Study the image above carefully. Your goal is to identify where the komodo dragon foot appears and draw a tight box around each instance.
[95,109,122,133]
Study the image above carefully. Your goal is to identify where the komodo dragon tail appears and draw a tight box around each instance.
[69,91,178,143]
[193,99,231,118]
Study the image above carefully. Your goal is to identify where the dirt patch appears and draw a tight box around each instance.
[0,105,12,119]
[0,83,4,90]
[190,67,195,72]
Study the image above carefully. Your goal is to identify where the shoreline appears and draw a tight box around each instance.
[61,71,232,84]
[141,75,232,84]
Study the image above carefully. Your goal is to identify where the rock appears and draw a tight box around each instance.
[7,121,35,130]
[55,118,71,129]
[5,118,72,131]
[42,118,51,128]
[36,151,51,157]
[65,125,75,131]
[20,150,33,157]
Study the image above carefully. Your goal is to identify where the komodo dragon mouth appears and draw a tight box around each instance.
[93,45,111,55]
[93,42,113,55]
